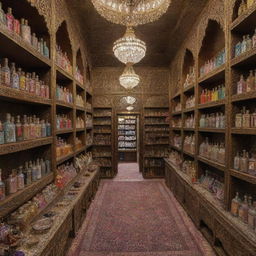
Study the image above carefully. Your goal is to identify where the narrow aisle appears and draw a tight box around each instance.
[68,163,215,256]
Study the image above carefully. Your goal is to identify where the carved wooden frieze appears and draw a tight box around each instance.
[144,95,169,108]
[197,0,225,51]
[93,95,112,107]
[26,0,52,31]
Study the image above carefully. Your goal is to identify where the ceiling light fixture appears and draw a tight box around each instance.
[91,0,171,27]
[127,106,134,111]
[113,27,146,65]
[124,96,136,105]
[119,64,140,90]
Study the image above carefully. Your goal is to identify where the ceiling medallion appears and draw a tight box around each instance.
[113,27,146,65]
[119,64,140,90]
[91,0,171,27]
[127,106,134,111]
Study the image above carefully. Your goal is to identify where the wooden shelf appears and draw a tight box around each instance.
[0,137,53,155]
[75,146,86,154]
[172,92,181,99]
[170,144,182,152]
[56,66,73,81]
[183,84,195,93]
[0,25,51,69]
[56,129,74,135]
[56,100,74,109]
[199,128,226,133]
[172,111,182,116]
[171,127,182,131]
[183,150,195,158]
[198,64,225,84]
[183,107,195,113]
[198,156,226,172]
[86,109,93,114]
[86,144,93,149]
[231,91,256,102]
[56,152,74,165]
[0,172,54,219]
[76,128,85,132]
[231,4,256,32]
[231,128,256,135]
[198,99,225,110]
[0,86,52,105]
[230,169,256,185]
[183,128,195,131]
[76,106,85,111]
[231,48,256,68]
[76,81,85,90]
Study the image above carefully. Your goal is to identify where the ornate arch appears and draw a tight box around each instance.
[26,0,52,31]
[197,0,225,51]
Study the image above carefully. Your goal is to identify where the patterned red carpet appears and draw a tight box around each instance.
[68,164,215,256]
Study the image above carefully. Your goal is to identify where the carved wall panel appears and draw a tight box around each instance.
[27,0,52,31]
[93,95,112,107]
[144,95,169,108]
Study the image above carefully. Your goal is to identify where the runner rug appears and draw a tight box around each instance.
[68,180,215,256]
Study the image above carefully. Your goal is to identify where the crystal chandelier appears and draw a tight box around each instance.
[127,106,134,111]
[91,0,171,27]
[124,96,136,105]
[119,64,140,90]
[113,27,146,65]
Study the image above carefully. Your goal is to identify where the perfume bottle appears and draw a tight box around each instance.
[0,169,5,201]
[248,153,256,175]
[234,152,240,170]
[29,72,36,94]
[246,35,252,52]
[25,73,31,92]
[35,75,40,96]
[36,159,42,180]
[15,115,23,142]
[0,121,4,145]
[23,19,31,44]
[26,161,32,185]
[31,161,37,182]
[11,62,21,90]
[8,170,17,194]
[2,58,10,87]
[6,8,14,31]
[241,35,247,53]
[235,111,242,128]
[243,109,250,128]
[17,167,25,190]
[4,113,15,143]
[237,75,244,94]
[46,119,51,136]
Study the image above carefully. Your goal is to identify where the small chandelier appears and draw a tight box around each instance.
[127,106,134,111]
[91,0,171,27]
[113,27,146,65]
[119,64,140,90]
[124,96,136,105]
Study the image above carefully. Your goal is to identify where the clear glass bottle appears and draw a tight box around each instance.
[0,169,5,201]
[17,166,24,190]
[31,162,37,182]
[231,192,240,217]
[240,150,249,173]
[26,161,32,185]
[235,111,242,128]
[46,119,51,136]
[243,109,251,128]
[2,58,10,87]
[237,75,244,94]
[23,19,31,44]
[241,35,247,53]
[29,72,36,94]
[248,153,256,175]
[9,170,17,194]
[36,158,42,180]
[234,152,240,170]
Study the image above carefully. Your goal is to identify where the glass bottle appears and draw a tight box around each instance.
[0,169,5,201]
[10,116,16,142]
[31,33,38,49]
[25,73,30,92]
[23,115,29,140]
[31,162,37,182]
[243,109,251,128]
[240,150,248,173]
[41,120,46,137]
[35,75,40,96]
[9,170,17,194]
[26,161,32,185]
[6,8,14,31]
[46,119,51,136]
[36,159,41,180]
[248,201,256,230]
[23,19,31,44]
[41,159,46,177]
[19,71,26,91]
[246,35,252,52]
[235,110,242,128]
[234,152,240,170]
[2,58,10,87]
[239,195,249,223]
[4,113,15,143]
[40,38,44,55]
[45,159,51,174]
[0,121,4,145]
[15,115,23,142]
[29,72,36,94]
[43,41,50,58]
[17,167,24,190]
[10,63,19,89]
[231,192,240,217]
[248,153,256,175]
[248,70,254,92]
[241,35,247,53]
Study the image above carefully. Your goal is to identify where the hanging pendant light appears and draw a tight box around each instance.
[113,27,146,65]
[119,64,140,90]
[127,106,134,111]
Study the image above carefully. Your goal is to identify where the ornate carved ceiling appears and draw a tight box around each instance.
[69,0,208,67]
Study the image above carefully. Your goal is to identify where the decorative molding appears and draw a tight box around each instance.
[26,0,52,31]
